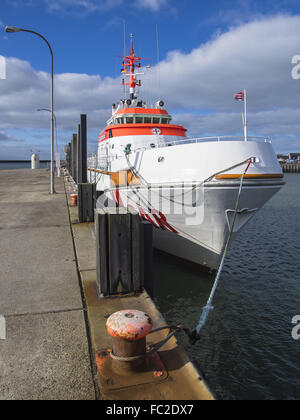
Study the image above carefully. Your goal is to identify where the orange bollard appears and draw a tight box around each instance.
[106,310,153,373]
[70,193,78,206]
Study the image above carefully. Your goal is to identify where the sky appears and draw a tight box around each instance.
[1,0,300,159]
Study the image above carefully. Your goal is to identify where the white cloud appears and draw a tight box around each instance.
[144,15,300,112]
[0,130,22,143]
[5,0,169,14]
[42,0,167,13]
[0,58,121,133]
[134,0,168,11]
[1,14,300,158]
[44,0,123,13]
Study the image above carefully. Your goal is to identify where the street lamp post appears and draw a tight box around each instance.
[6,26,55,194]
[37,108,60,176]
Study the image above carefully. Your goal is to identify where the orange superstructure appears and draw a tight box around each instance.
[99,123,186,142]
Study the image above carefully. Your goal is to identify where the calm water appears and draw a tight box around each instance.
[0,162,49,170]
[154,174,300,400]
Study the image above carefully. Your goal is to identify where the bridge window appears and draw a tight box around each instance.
[126,117,134,124]
[135,117,143,123]
[144,117,152,123]
[153,117,160,124]
[161,118,169,124]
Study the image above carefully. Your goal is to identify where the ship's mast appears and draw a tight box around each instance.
[121,34,144,101]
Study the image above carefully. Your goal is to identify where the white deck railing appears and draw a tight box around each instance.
[88,136,272,167]
[158,135,271,147]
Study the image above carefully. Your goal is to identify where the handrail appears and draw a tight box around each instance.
[131,135,271,153]
[159,135,271,145]
[87,136,272,163]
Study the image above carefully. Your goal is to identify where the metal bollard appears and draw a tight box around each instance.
[106,309,153,374]
[70,193,78,206]
[31,153,40,170]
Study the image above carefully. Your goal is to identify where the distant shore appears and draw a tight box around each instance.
[0,160,50,163]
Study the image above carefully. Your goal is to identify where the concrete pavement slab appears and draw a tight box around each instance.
[0,225,83,315]
[0,310,95,400]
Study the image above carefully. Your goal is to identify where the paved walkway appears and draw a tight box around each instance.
[0,169,95,400]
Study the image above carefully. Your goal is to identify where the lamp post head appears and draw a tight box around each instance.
[5,26,22,33]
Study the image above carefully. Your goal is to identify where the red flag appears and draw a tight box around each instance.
[234,91,244,101]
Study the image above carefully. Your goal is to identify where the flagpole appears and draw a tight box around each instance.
[244,88,248,141]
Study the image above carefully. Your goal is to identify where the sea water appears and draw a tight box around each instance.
[154,174,300,400]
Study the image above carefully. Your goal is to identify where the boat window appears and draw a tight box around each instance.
[135,117,143,123]
[161,118,169,124]
[153,117,160,124]
[126,117,134,124]
[144,117,152,123]
[116,118,124,124]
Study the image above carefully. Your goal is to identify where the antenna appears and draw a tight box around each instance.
[123,20,126,57]
[156,24,161,100]
[123,20,126,98]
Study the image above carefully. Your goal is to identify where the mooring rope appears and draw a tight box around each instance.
[189,158,253,343]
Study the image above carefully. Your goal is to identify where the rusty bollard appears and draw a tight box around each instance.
[70,193,78,206]
[106,310,153,373]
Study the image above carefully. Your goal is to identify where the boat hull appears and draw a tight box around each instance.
[94,180,283,270]
[151,182,282,269]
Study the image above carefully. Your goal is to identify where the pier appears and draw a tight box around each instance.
[281,163,300,173]
[0,168,213,400]
[0,169,95,399]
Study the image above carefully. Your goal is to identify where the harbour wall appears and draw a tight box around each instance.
[281,163,300,173]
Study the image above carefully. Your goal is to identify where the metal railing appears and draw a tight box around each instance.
[158,135,271,147]
[130,136,271,154]
[88,136,272,167]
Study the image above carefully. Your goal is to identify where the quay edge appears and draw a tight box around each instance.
[65,175,215,401]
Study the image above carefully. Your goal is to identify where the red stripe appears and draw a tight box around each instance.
[158,212,179,234]
[138,207,160,228]
[115,189,124,207]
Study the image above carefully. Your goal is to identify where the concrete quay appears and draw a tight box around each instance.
[0,169,95,400]
[0,168,213,401]
[66,178,213,401]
